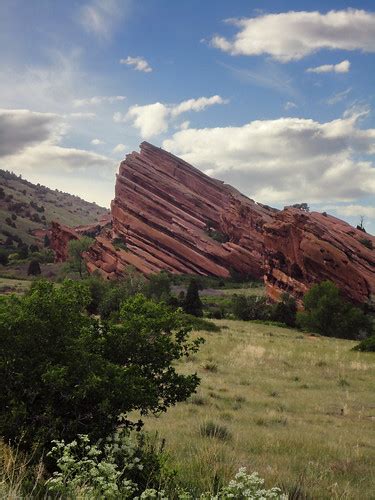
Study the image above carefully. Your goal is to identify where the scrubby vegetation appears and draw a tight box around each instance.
[0,169,107,248]
[297,281,373,339]
[0,268,373,497]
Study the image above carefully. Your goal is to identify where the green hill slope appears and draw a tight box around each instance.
[0,169,108,247]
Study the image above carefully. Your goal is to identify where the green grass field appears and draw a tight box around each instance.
[0,277,31,294]
[139,320,375,499]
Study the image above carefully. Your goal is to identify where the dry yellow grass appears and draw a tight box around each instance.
[139,320,375,499]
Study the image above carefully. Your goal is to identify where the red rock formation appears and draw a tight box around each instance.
[264,209,375,307]
[52,142,375,307]
[51,222,80,262]
[51,215,111,262]
[83,142,276,279]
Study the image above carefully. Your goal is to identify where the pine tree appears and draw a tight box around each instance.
[27,259,41,276]
[183,279,203,317]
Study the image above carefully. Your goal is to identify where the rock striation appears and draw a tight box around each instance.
[263,209,375,307]
[84,142,276,279]
[51,142,375,307]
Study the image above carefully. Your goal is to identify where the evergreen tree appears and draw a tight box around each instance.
[183,279,203,317]
[27,259,41,276]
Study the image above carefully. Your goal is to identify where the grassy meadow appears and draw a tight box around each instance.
[139,320,375,499]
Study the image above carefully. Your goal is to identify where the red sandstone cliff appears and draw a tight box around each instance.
[51,142,375,308]
[263,209,375,307]
[84,142,276,279]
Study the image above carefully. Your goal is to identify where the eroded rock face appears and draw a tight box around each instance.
[264,209,375,307]
[51,215,111,262]
[51,221,79,262]
[51,142,375,307]
[84,142,276,279]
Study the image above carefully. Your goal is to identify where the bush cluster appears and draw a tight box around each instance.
[231,293,297,327]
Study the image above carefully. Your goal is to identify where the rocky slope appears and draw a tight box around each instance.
[0,169,108,248]
[52,142,375,307]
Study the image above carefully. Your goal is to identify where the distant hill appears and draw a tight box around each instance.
[0,169,108,247]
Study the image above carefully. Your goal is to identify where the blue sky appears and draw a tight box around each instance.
[0,0,374,233]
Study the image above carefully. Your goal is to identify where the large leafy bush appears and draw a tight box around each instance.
[297,281,373,339]
[0,281,201,452]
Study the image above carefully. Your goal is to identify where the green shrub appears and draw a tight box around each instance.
[353,335,375,352]
[297,281,373,339]
[272,293,297,327]
[146,272,172,303]
[199,421,231,441]
[232,295,271,321]
[0,283,202,453]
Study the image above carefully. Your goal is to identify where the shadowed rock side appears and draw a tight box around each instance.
[264,209,375,307]
[84,142,276,279]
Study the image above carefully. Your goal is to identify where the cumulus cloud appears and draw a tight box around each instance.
[78,0,126,39]
[162,114,375,205]
[0,108,60,157]
[211,9,375,61]
[0,109,114,191]
[120,56,152,72]
[117,95,227,138]
[307,60,351,73]
[91,138,105,145]
[112,143,128,153]
[73,95,126,107]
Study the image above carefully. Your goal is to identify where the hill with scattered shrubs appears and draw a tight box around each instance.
[0,169,108,250]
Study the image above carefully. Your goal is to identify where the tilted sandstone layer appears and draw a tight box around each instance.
[264,209,375,307]
[51,214,111,262]
[51,142,375,307]
[84,142,276,279]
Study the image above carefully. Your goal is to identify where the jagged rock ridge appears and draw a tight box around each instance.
[52,142,375,307]
[84,142,277,279]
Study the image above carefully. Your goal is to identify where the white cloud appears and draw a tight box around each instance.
[284,101,297,111]
[323,204,375,219]
[162,113,375,205]
[91,138,105,145]
[73,95,126,107]
[178,121,190,130]
[120,56,152,73]
[68,112,97,119]
[211,9,375,61]
[327,87,352,105]
[113,143,128,153]
[118,95,227,138]
[79,0,126,39]
[307,60,351,73]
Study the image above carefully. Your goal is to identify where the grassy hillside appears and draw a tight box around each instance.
[139,320,375,499]
[0,169,108,246]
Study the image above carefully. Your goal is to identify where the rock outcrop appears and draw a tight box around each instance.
[263,209,375,307]
[51,215,111,262]
[51,142,375,307]
[84,142,276,279]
